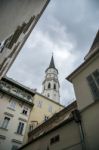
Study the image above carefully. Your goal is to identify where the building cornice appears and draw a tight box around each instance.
[2,76,35,95]
[0,79,34,106]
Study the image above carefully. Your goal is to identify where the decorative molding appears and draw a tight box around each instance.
[19,117,27,122]
[7,107,15,111]
[0,127,8,131]
[0,135,6,139]
[12,139,22,144]
[4,112,14,117]
[14,132,23,136]
[0,80,33,104]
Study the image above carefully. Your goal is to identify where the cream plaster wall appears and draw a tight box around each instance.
[0,91,32,150]
[82,102,99,150]
[29,94,63,124]
[21,121,82,150]
[23,93,64,144]
[71,54,99,110]
[21,101,99,150]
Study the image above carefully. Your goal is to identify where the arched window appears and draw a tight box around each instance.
[48,83,51,89]
[54,84,56,90]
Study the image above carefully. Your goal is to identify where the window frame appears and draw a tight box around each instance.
[87,69,99,101]
[17,122,24,135]
[37,101,43,108]
[1,116,10,129]
[11,145,19,150]
[48,105,53,113]
[50,135,60,145]
[48,83,51,89]
[9,100,16,110]
[22,106,28,115]
[54,84,56,90]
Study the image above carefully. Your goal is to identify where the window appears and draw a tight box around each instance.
[27,95,32,101]
[54,84,56,90]
[48,83,51,89]
[50,135,60,145]
[2,117,10,129]
[87,70,99,100]
[22,106,28,115]
[9,100,16,109]
[29,121,38,132]
[93,70,99,84]
[29,124,34,132]
[37,101,43,108]
[17,122,24,135]
[11,145,19,150]
[48,105,52,113]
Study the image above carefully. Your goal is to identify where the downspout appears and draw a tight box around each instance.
[72,109,86,150]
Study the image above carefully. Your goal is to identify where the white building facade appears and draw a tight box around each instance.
[0,77,34,150]
[0,0,50,80]
[42,56,60,103]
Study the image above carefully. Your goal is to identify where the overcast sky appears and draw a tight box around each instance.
[7,0,99,106]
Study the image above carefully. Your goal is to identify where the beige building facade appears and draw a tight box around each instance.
[29,93,64,125]
[24,92,64,144]
[0,77,34,150]
[0,76,64,149]
[66,30,99,150]
[20,102,79,150]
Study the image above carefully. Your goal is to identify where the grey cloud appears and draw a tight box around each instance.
[7,0,99,105]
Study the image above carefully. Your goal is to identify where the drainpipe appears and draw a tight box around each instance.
[72,110,86,150]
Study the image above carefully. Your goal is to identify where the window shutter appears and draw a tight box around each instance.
[93,70,99,86]
[87,75,99,100]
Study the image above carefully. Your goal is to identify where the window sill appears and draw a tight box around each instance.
[7,107,15,111]
[0,134,6,139]
[20,113,28,116]
[14,132,23,136]
[0,127,8,131]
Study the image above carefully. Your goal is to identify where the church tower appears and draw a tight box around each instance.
[42,55,60,103]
